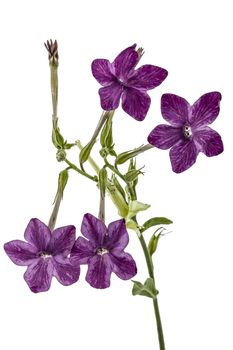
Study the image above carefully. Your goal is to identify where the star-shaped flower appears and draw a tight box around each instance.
[91,44,168,121]
[148,92,224,173]
[4,218,80,293]
[70,213,137,289]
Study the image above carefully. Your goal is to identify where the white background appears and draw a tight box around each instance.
[0,0,232,349]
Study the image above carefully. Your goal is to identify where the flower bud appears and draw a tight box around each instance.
[56,149,66,162]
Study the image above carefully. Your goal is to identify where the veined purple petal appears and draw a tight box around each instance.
[99,82,123,110]
[70,236,95,264]
[122,87,151,121]
[110,250,137,280]
[127,65,168,90]
[161,94,190,126]
[86,254,112,289]
[49,225,76,256]
[91,59,115,86]
[24,258,53,293]
[24,218,51,252]
[170,140,199,173]
[113,44,139,81]
[52,255,80,286]
[194,126,224,157]
[148,124,182,150]
[4,240,38,266]
[81,213,107,246]
[190,92,222,127]
[104,219,129,251]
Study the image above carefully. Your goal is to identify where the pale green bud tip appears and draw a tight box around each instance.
[56,149,66,162]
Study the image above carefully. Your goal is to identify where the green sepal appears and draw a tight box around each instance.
[100,114,113,148]
[125,167,144,183]
[58,169,69,198]
[107,182,128,217]
[112,175,127,203]
[79,139,96,166]
[115,145,144,165]
[99,167,108,198]
[148,233,161,256]
[63,142,75,150]
[132,278,158,299]
[141,217,173,233]
[52,126,65,149]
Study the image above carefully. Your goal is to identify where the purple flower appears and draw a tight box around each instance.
[91,44,168,121]
[70,213,137,289]
[148,92,224,173]
[4,218,80,293]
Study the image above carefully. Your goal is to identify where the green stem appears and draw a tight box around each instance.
[48,191,62,231]
[138,233,165,350]
[64,158,98,182]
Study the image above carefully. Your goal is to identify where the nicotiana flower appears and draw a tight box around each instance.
[4,218,80,293]
[91,44,168,121]
[70,213,137,289]
[148,92,224,173]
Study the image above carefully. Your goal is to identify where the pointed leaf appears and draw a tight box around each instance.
[141,217,173,233]
[132,278,158,299]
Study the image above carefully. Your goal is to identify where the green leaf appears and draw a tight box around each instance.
[79,139,96,166]
[141,217,173,233]
[132,278,158,299]
[127,200,150,220]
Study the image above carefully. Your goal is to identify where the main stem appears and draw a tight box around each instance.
[138,233,165,350]
[128,184,165,350]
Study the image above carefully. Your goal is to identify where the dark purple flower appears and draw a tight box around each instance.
[4,218,80,293]
[91,44,168,121]
[148,92,224,173]
[70,213,137,289]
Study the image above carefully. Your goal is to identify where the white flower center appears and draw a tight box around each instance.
[40,252,52,259]
[96,248,109,256]
[183,125,192,139]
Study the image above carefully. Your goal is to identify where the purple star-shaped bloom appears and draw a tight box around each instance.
[148,92,224,173]
[4,218,80,293]
[70,213,137,289]
[91,44,168,121]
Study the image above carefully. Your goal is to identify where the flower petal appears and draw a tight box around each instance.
[104,219,129,251]
[24,258,53,293]
[194,126,224,157]
[169,140,199,173]
[99,82,123,110]
[148,124,182,150]
[113,44,139,80]
[110,250,137,280]
[24,218,51,251]
[91,59,115,86]
[161,94,190,126]
[49,225,76,256]
[4,240,38,266]
[81,213,107,246]
[86,254,112,289]
[122,87,151,121]
[190,92,222,127]
[127,65,168,90]
[70,237,95,264]
[52,255,80,286]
